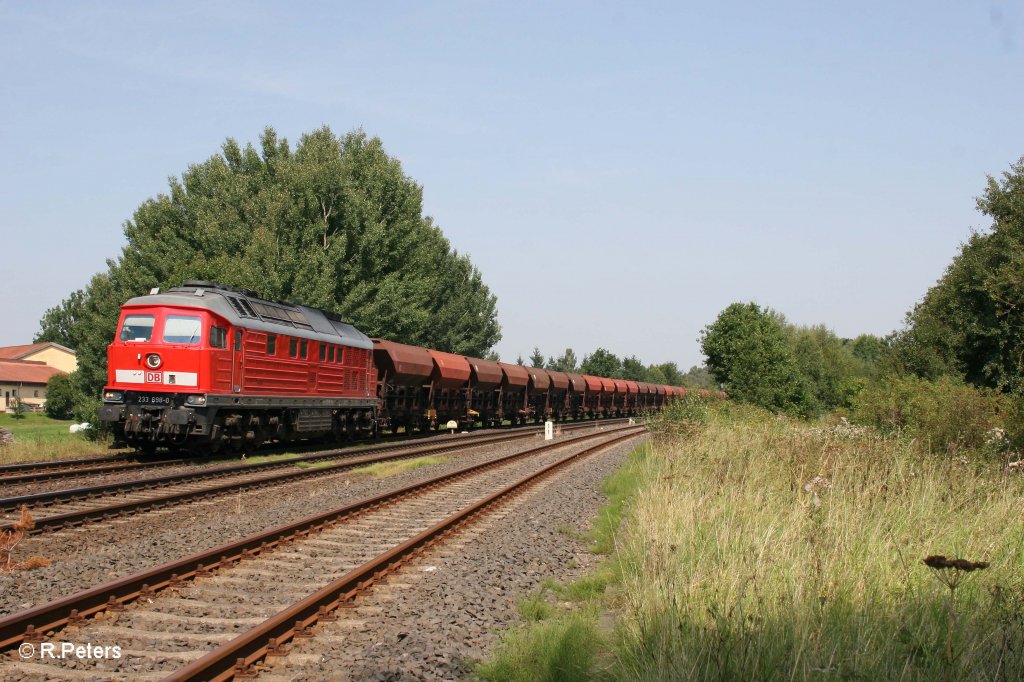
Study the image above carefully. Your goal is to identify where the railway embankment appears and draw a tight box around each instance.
[478,397,1024,681]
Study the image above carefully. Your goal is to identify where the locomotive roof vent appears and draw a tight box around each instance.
[180,280,260,299]
[226,295,259,319]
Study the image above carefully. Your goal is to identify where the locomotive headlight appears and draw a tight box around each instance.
[103,390,124,402]
[145,353,162,369]
[185,395,207,406]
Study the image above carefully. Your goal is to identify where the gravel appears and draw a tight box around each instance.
[0,427,623,617]
[260,437,639,681]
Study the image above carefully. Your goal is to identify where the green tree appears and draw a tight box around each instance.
[546,348,578,372]
[891,157,1024,391]
[621,355,648,381]
[654,361,684,386]
[10,396,25,420]
[646,365,668,385]
[529,347,545,368]
[700,302,810,415]
[580,348,622,378]
[34,290,88,348]
[39,126,502,420]
[786,325,863,413]
[44,374,77,420]
[848,334,887,368]
[680,365,717,389]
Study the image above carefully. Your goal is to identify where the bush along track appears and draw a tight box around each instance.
[477,394,1024,682]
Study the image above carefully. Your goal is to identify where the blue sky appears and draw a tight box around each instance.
[1,1,1021,368]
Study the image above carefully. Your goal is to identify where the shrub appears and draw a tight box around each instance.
[851,375,1008,454]
[44,373,76,420]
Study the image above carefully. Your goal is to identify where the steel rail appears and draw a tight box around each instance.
[0,428,547,535]
[166,428,646,681]
[0,424,645,650]
[0,418,630,511]
[0,424,567,512]
[0,457,194,487]
[0,453,134,478]
[0,417,633,484]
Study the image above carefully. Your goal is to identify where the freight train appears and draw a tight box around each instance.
[98,281,689,453]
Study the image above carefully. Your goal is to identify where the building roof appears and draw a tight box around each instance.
[0,342,76,360]
[0,359,66,384]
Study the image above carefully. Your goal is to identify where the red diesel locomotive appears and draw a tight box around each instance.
[98,282,684,452]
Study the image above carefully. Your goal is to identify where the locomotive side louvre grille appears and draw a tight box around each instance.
[248,301,314,331]
[227,296,259,319]
[315,368,346,392]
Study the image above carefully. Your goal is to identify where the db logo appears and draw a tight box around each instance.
[145,371,163,384]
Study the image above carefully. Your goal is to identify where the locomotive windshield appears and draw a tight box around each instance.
[163,315,203,345]
[119,314,155,342]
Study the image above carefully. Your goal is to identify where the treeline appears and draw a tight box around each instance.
[700,304,885,417]
[37,126,501,423]
[700,156,1024,452]
[515,347,716,389]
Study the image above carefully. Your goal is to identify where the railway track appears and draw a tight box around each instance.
[0,417,631,488]
[0,453,136,482]
[0,420,629,534]
[0,424,646,681]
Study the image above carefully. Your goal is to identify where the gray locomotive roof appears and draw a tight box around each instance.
[122,283,373,349]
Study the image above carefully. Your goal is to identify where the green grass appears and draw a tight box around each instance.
[0,413,115,463]
[294,459,338,470]
[518,593,556,622]
[237,451,310,466]
[611,405,1024,681]
[478,397,1024,681]
[588,444,649,555]
[476,443,650,682]
[475,612,603,682]
[350,455,450,478]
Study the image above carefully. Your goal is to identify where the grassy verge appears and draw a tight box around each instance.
[475,444,651,681]
[0,413,114,464]
[350,455,450,478]
[477,397,1024,681]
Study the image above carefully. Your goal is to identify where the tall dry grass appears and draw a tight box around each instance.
[614,403,1024,681]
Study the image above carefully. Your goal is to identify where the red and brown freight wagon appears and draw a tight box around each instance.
[565,373,588,420]
[466,356,503,428]
[526,367,552,422]
[373,339,434,434]
[497,362,530,425]
[546,370,570,421]
[427,349,473,429]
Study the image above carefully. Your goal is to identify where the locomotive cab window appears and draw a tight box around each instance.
[210,326,227,349]
[234,330,243,350]
[163,315,203,345]
[119,314,155,342]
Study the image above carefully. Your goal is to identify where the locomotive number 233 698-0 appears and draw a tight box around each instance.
[137,395,172,405]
